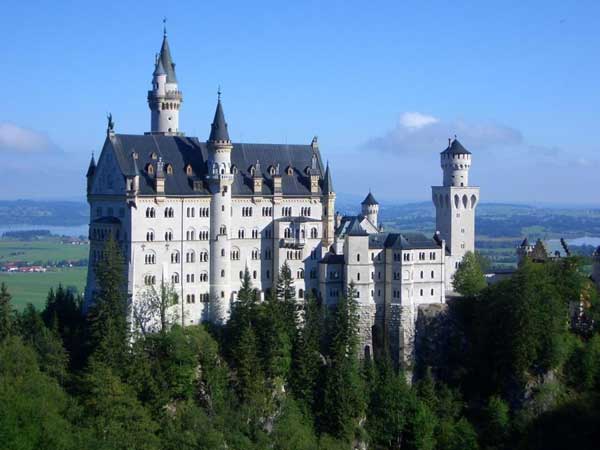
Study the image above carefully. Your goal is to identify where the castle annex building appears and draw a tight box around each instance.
[85,30,479,364]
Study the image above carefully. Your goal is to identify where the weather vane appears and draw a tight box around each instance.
[217,85,222,101]
[163,17,167,36]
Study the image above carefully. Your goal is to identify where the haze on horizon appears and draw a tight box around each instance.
[1,0,599,205]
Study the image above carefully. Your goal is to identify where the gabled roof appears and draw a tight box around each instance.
[158,34,177,83]
[441,138,471,155]
[361,191,378,206]
[209,98,230,142]
[103,134,326,197]
[347,220,369,237]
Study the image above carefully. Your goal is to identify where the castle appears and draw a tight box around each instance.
[85,30,479,366]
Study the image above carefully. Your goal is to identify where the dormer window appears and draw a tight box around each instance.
[146,164,154,175]
[268,165,276,176]
[165,164,173,175]
[131,151,138,160]
[249,165,255,176]
[304,166,311,175]
[150,152,158,160]
[185,164,193,176]
[231,165,238,175]
[286,166,294,176]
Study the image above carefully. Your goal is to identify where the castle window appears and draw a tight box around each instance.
[221,249,225,257]
[357,272,361,281]
[165,231,173,241]
[186,250,195,263]
[431,270,435,279]
[298,269,304,279]
[310,227,318,239]
[166,164,173,175]
[171,251,180,264]
[253,270,257,279]
[151,152,157,160]
[186,273,195,283]
[252,249,259,260]
[185,165,193,176]
[420,271,424,279]
[238,229,245,239]
[231,248,240,260]
[357,254,360,262]
[200,272,208,282]
[219,225,227,235]
[171,273,179,284]
[146,207,156,218]
[200,250,208,262]
[144,252,156,265]
[431,288,435,296]
[221,270,225,278]
[199,230,209,240]
[146,231,154,242]
[239,271,243,279]
[420,289,424,296]
[299,289,304,299]
[284,228,292,239]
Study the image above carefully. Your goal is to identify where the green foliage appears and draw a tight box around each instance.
[0,282,14,341]
[86,236,129,371]
[453,251,487,296]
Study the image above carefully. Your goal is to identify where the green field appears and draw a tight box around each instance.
[0,240,88,264]
[0,267,87,310]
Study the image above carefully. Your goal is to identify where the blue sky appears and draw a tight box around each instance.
[1,0,599,204]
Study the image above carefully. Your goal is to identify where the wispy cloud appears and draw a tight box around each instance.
[0,122,57,153]
[363,112,523,154]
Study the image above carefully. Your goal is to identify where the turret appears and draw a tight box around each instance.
[207,91,234,323]
[361,191,379,228]
[441,138,471,187]
[147,27,183,135]
[517,237,533,266]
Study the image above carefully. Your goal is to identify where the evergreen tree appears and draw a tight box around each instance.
[86,236,129,370]
[319,283,365,440]
[275,260,298,336]
[0,282,14,341]
[453,251,487,296]
[291,293,323,412]
[232,323,264,404]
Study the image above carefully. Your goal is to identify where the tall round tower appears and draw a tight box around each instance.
[432,137,480,292]
[207,92,234,323]
[361,191,379,228]
[147,28,183,135]
[441,138,471,187]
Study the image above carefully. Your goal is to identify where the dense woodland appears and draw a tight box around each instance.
[1,237,600,449]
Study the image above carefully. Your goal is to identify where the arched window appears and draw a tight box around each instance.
[253,270,257,279]
[310,227,318,239]
[147,164,154,175]
[185,164,193,176]
[146,230,154,242]
[165,231,173,241]
[299,289,304,299]
[186,250,195,263]
[200,250,208,262]
[171,273,180,284]
[171,251,180,264]
[284,228,292,238]
[231,248,240,260]
[238,229,245,239]
[221,249,225,257]
[357,254,360,262]
[220,225,227,235]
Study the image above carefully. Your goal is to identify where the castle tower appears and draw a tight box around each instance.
[86,153,96,196]
[321,162,336,248]
[361,191,379,229]
[431,138,480,290]
[207,92,234,323]
[516,238,533,266]
[147,27,183,135]
[593,247,600,292]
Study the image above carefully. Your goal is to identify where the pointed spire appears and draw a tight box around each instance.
[361,191,378,206]
[153,57,166,77]
[208,91,230,143]
[254,159,262,177]
[86,153,96,177]
[158,25,177,83]
[131,152,139,175]
[323,161,334,194]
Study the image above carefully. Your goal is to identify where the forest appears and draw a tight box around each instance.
[1,237,600,450]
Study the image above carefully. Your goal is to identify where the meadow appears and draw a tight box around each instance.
[0,240,88,264]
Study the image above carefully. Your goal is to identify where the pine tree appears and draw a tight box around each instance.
[86,236,129,370]
[275,260,298,335]
[0,282,14,341]
[232,323,264,404]
[291,292,323,411]
[319,283,365,440]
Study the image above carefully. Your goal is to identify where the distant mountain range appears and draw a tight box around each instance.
[2,199,599,240]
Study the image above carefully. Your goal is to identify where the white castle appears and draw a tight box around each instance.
[85,30,480,365]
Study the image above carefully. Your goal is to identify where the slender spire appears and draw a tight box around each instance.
[86,153,96,177]
[158,25,177,83]
[323,161,334,194]
[153,57,166,77]
[209,91,230,143]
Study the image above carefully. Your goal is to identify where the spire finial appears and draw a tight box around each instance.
[217,85,222,101]
[163,17,167,37]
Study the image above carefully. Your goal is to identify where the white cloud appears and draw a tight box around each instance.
[363,112,523,154]
[398,112,439,129]
[0,122,56,153]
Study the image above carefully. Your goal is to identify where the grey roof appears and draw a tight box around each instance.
[361,191,378,206]
[336,215,364,237]
[323,162,334,194]
[158,34,177,83]
[209,98,230,142]
[106,133,327,197]
[320,253,345,264]
[368,232,442,250]
[153,57,166,77]
[441,138,471,155]
[86,155,96,177]
[347,220,369,236]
